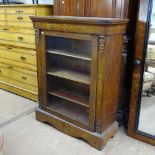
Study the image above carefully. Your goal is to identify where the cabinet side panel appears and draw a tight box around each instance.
[96,34,123,132]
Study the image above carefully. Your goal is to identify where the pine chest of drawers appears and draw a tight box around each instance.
[0,5,53,101]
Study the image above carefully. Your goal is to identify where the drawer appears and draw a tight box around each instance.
[0,75,38,93]
[0,32,35,44]
[0,14,5,21]
[0,62,37,76]
[6,14,31,22]
[0,50,37,65]
[0,58,37,71]
[0,26,35,34]
[0,9,5,14]
[0,44,36,55]
[0,40,35,49]
[0,66,37,86]
[6,7,36,15]
[7,21,33,28]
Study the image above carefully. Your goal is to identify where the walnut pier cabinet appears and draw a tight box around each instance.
[31,16,128,150]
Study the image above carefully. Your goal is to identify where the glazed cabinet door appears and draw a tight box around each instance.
[39,31,98,131]
[54,0,86,16]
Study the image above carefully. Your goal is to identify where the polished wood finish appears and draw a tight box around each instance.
[31,16,127,150]
[54,0,85,16]
[86,0,129,18]
[0,5,52,101]
[127,0,155,146]
[54,0,129,18]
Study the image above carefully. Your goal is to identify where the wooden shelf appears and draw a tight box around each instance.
[48,88,89,108]
[47,68,90,85]
[47,49,91,61]
[47,97,89,125]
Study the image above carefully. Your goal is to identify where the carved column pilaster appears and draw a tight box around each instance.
[35,29,41,46]
[99,36,106,55]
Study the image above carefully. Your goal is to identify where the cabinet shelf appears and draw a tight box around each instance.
[47,96,89,125]
[48,88,89,108]
[47,49,91,61]
[47,68,90,85]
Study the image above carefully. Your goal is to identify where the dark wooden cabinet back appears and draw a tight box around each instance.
[54,0,85,16]
[54,0,129,18]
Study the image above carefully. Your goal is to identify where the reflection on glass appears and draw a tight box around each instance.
[138,0,155,136]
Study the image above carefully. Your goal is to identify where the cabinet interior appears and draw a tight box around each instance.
[45,35,92,126]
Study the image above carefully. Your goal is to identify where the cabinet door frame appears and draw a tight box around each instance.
[40,30,98,131]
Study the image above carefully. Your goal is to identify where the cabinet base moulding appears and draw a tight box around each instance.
[0,82,38,101]
[36,108,118,150]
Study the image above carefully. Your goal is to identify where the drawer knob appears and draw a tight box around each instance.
[7,66,13,69]
[18,37,24,41]
[21,76,27,80]
[17,17,23,20]
[6,46,12,50]
[20,56,26,61]
[16,10,23,13]
[3,28,9,31]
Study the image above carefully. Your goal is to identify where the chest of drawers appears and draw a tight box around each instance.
[0,5,53,101]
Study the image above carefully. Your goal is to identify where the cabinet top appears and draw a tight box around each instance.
[31,16,128,25]
[0,4,52,7]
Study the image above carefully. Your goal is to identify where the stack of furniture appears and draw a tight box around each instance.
[31,16,128,150]
[0,4,52,101]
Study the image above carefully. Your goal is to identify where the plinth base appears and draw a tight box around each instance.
[36,108,118,150]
